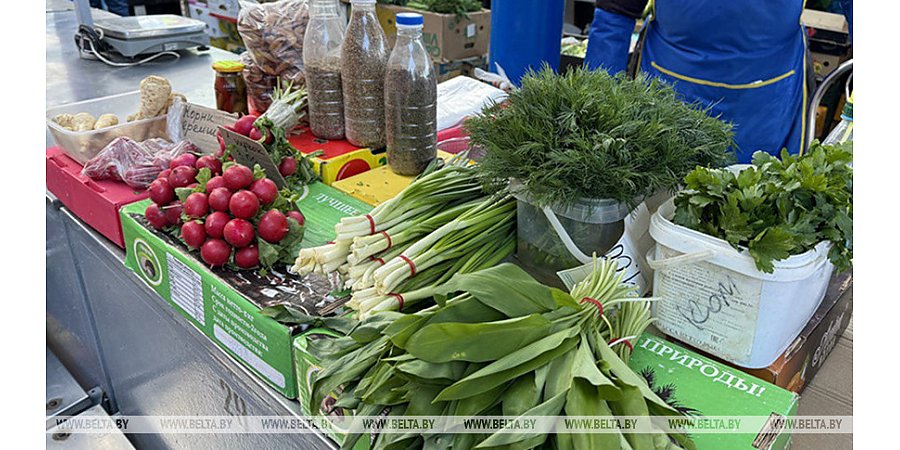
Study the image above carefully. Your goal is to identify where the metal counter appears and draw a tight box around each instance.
[57,208,335,449]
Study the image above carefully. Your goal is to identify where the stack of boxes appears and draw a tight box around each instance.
[367,2,492,82]
[187,0,245,54]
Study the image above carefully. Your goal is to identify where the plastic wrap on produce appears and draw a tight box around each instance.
[436,76,507,131]
[82,137,198,189]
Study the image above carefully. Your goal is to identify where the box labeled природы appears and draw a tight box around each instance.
[628,334,799,450]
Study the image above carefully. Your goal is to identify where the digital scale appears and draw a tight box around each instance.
[74,0,208,62]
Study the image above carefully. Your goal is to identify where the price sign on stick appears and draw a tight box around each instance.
[177,103,238,153]
[218,126,287,188]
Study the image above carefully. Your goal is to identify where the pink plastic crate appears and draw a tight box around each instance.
[46,147,149,248]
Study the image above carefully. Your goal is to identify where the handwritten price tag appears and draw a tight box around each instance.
[178,103,237,153]
[218,126,287,188]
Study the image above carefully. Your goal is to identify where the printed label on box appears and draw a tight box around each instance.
[168,253,206,326]
[653,246,763,362]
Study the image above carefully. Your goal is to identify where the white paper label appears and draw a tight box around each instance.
[653,246,763,362]
[556,203,651,294]
[466,23,476,38]
[556,239,647,293]
[167,254,205,326]
[214,324,285,388]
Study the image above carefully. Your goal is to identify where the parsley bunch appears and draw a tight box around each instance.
[467,66,735,210]
[673,141,853,273]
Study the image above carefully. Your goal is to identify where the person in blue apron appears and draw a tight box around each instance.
[586,0,825,162]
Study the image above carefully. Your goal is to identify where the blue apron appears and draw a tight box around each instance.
[586,0,808,162]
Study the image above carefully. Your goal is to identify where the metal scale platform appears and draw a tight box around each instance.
[74,0,208,59]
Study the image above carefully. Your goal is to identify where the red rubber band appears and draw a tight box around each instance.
[365,214,375,234]
[389,293,404,310]
[381,231,392,249]
[580,297,604,315]
[370,256,386,265]
[399,255,417,277]
[609,339,634,352]
[327,241,334,245]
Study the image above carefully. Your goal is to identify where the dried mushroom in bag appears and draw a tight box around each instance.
[237,0,310,86]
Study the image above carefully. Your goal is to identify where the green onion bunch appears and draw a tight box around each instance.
[292,155,517,316]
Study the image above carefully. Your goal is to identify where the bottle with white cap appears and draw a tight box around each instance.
[304,0,346,140]
[384,12,437,176]
[341,0,389,148]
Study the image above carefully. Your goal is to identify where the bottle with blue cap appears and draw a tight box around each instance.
[341,0,389,148]
[385,12,437,176]
[304,0,346,140]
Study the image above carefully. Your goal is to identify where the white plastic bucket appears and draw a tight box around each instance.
[647,198,834,368]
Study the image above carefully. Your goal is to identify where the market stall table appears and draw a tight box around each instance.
[45,6,851,450]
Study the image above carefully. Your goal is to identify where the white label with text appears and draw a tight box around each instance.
[652,245,762,362]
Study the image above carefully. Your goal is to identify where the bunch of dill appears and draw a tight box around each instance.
[467,66,735,209]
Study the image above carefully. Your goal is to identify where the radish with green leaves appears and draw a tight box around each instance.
[235,245,260,269]
[204,211,230,239]
[181,221,206,249]
[200,239,231,267]
[183,193,209,219]
[223,218,255,248]
[143,150,306,271]
[229,190,259,219]
[208,187,232,212]
[223,164,253,190]
[148,178,174,205]
[145,203,168,230]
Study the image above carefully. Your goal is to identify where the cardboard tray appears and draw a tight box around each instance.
[120,182,372,398]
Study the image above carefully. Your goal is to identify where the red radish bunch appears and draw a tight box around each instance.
[144,156,306,271]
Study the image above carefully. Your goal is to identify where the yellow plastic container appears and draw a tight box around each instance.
[331,150,455,205]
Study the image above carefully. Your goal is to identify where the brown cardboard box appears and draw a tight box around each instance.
[435,55,488,82]
[376,5,491,62]
[670,271,853,394]
[801,9,851,78]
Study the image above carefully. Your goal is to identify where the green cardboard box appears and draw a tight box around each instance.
[628,333,800,450]
[121,182,371,398]
[294,329,370,450]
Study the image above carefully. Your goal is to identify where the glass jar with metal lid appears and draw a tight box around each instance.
[212,61,249,115]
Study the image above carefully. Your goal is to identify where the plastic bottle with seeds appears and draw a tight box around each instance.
[304,0,346,140]
[385,13,437,175]
[341,0,389,148]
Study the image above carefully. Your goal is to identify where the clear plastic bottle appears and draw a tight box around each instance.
[824,91,853,145]
[384,13,437,176]
[303,0,346,140]
[341,0,389,148]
